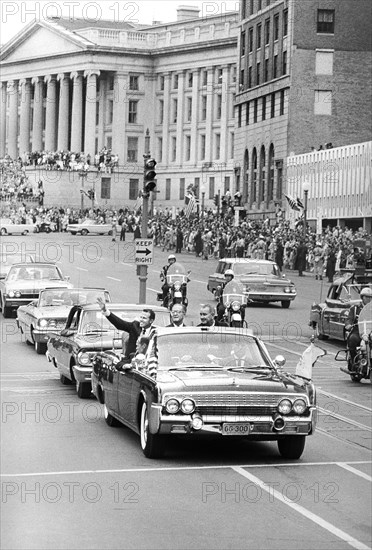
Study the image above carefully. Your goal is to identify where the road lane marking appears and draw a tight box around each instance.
[318,407,372,432]
[106,277,121,282]
[232,466,370,550]
[316,428,371,451]
[318,389,372,412]
[336,463,372,482]
[1,460,371,478]
[76,267,88,272]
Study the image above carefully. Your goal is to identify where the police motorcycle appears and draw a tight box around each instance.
[157,262,190,310]
[221,280,248,328]
[336,301,372,382]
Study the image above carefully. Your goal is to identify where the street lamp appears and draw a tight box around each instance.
[302,180,311,238]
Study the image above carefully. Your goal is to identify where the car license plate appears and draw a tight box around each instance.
[222,423,251,435]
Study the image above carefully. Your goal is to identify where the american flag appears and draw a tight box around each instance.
[296,197,304,209]
[285,194,301,211]
[184,193,197,218]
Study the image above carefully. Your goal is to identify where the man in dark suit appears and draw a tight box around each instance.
[197,304,228,327]
[97,297,156,357]
[167,303,187,327]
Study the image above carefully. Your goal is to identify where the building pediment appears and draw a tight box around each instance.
[1,23,89,63]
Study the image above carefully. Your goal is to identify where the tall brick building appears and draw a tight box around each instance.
[235,0,372,221]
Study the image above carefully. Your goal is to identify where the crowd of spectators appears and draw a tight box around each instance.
[0,156,42,202]
[20,147,119,173]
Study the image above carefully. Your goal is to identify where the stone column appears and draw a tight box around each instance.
[70,71,83,152]
[44,75,57,151]
[31,77,43,151]
[19,78,32,156]
[7,80,18,158]
[97,77,106,152]
[219,65,229,164]
[190,69,200,164]
[175,71,185,165]
[161,72,171,165]
[57,73,70,151]
[0,82,7,157]
[84,70,100,158]
[112,71,128,162]
[205,68,214,162]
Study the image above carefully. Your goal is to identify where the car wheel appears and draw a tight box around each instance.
[35,341,47,355]
[281,300,290,309]
[0,228,7,236]
[71,232,77,236]
[108,230,113,236]
[350,373,362,383]
[81,229,88,236]
[22,230,29,236]
[277,435,306,459]
[76,380,91,399]
[104,404,121,427]
[315,324,328,340]
[140,400,165,458]
[60,374,72,385]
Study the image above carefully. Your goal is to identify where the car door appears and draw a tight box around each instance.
[117,367,134,423]
[56,309,81,376]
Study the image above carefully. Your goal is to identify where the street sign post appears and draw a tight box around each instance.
[135,239,153,264]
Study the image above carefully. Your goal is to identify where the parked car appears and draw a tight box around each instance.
[309,272,372,341]
[46,303,170,398]
[0,219,36,236]
[91,327,316,459]
[207,258,297,308]
[0,262,72,318]
[17,287,111,354]
[0,252,35,279]
[67,219,112,236]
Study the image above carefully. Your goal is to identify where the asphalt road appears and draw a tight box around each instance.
[1,233,371,550]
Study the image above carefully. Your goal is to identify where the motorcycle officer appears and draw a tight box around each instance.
[160,254,177,304]
[345,287,372,369]
[216,269,235,322]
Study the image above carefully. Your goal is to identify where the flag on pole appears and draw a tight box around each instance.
[184,193,197,218]
[295,342,326,380]
[285,194,301,211]
[296,197,304,209]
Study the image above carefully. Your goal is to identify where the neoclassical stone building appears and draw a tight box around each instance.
[0,6,239,208]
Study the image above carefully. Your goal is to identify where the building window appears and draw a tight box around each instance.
[173,74,179,89]
[314,90,332,115]
[282,51,287,75]
[246,101,250,125]
[248,28,253,52]
[108,76,114,90]
[179,178,185,200]
[280,89,285,115]
[186,97,192,121]
[232,66,237,83]
[274,14,279,40]
[107,100,113,124]
[128,100,138,123]
[242,0,246,19]
[256,63,260,85]
[215,134,221,159]
[317,9,335,34]
[262,96,266,120]
[230,133,234,159]
[200,134,206,160]
[240,69,245,89]
[217,68,223,83]
[209,177,215,199]
[95,101,99,126]
[315,51,334,75]
[171,137,177,161]
[106,136,112,149]
[265,19,270,45]
[248,66,252,88]
[253,99,258,123]
[202,70,208,86]
[172,99,178,123]
[271,92,275,118]
[101,177,111,199]
[258,0,262,10]
[241,31,246,56]
[129,75,139,91]
[273,55,278,78]
[216,94,222,119]
[129,178,139,200]
[158,137,163,162]
[127,137,138,162]
[194,177,200,199]
[159,99,164,124]
[250,0,254,15]
[257,24,262,49]
[165,179,171,200]
[188,72,193,87]
[201,96,207,120]
[159,75,165,90]
[264,59,269,82]
[185,135,191,161]
[283,9,288,36]
[238,105,242,127]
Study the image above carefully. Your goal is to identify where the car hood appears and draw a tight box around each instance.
[238,275,293,286]
[157,368,308,394]
[75,333,121,350]
[4,281,73,291]
[22,305,73,319]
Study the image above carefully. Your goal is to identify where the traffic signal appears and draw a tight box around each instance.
[213,194,219,206]
[144,158,157,193]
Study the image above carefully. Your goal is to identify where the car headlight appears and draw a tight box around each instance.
[292,398,307,414]
[8,291,15,298]
[174,282,181,291]
[284,287,290,293]
[38,319,48,328]
[78,352,92,366]
[278,399,292,415]
[165,398,180,414]
[15,291,22,298]
[231,301,241,312]
[180,398,195,414]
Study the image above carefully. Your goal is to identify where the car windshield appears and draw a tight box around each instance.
[7,265,62,281]
[39,289,107,307]
[234,263,280,277]
[79,309,170,334]
[155,333,269,369]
